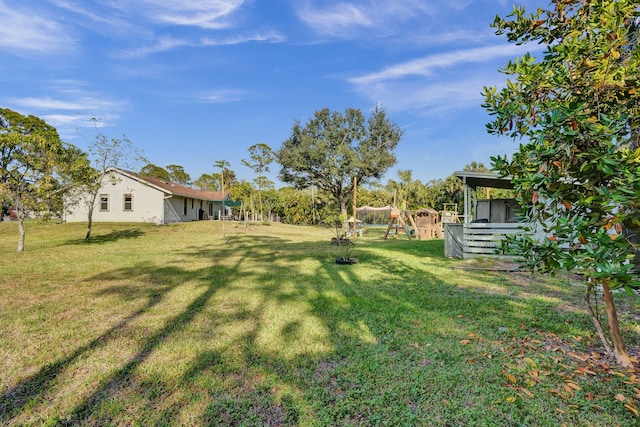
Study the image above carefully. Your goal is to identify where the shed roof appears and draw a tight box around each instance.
[454,171,514,190]
[416,208,439,215]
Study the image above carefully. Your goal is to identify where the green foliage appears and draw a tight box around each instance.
[277,106,403,215]
[140,163,170,181]
[242,143,275,176]
[193,173,218,191]
[483,0,640,366]
[243,145,276,221]
[166,164,191,186]
[483,0,640,289]
[139,163,188,183]
[0,108,88,250]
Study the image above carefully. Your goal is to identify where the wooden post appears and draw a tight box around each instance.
[353,177,357,240]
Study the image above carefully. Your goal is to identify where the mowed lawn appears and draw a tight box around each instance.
[1,220,639,426]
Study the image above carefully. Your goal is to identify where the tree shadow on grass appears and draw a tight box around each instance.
[0,262,191,422]
[64,228,146,245]
[163,236,594,425]
[0,234,624,426]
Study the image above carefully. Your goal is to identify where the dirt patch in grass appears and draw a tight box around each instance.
[452,257,522,272]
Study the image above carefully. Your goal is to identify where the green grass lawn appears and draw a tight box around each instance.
[1,220,639,426]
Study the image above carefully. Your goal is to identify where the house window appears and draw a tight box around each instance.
[183,197,188,215]
[99,194,109,211]
[123,193,133,211]
[191,198,194,209]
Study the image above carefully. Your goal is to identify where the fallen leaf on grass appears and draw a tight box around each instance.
[502,370,517,384]
[520,387,535,398]
[505,396,517,403]
[562,384,575,397]
[460,339,472,345]
[616,394,627,402]
[625,402,639,417]
[574,366,597,376]
[548,389,569,400]
[565,380,581,391]
[568,351,589,362]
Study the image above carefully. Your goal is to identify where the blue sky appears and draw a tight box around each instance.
[0,0,546,186]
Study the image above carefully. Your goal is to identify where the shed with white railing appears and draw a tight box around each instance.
[445,171,528,259]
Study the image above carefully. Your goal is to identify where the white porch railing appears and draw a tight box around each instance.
[462,222,526,259]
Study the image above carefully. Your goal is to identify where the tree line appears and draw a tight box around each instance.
[4,105,485,250]
[129,155,490,226]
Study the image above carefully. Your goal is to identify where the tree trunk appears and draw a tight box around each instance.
[250,194,255,221]
[585,281,613,356]
[601,281,633,368]
[85,210,93,240]
[259,190,264,222]
[340,199,348,218]
[17,217,25,252]
[15,195,25,252]
[85,191,98,240]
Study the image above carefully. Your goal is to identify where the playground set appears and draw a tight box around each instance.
[353,204,460,241]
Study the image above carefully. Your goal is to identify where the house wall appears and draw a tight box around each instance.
[165,196,203,223]
[475,199,520,223]
[65,173,165,224]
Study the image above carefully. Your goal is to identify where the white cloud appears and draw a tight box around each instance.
[296,1,438,39]
[12,96,125,112]
[202,32,285,46]
[138,0,247,29]
[119,36,195,58]
[42,114,101,128]
[0,0,75,55]
[359,78,487,116]
[297,2,373,36]
[349,44,531,86]
[7,81,129,136]
[199,90,248,103]
[119,31,284,58]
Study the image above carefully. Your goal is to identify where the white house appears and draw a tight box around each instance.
[64,168,233,225]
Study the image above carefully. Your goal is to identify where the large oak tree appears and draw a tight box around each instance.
[0,108,89,251]
[277,106,403,216]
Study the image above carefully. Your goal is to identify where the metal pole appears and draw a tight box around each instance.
[221,169,226,242]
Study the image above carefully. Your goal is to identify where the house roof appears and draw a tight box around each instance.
[111,168,230,202]
[454,171,514,190]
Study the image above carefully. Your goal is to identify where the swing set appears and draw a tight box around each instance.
[355,205,447,240]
